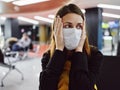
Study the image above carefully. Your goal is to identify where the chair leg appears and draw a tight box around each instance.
[0,82,4,87]
[0,66,24,87]
[0,68,12,87]
[15,68,24,80]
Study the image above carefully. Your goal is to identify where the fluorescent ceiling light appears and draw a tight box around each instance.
[34,16,53,23]
[12,0,49,6]
[48,14,55,19]
[1,0,16,2]
[81,9,86,13]
[0,16,6,20]
[18,16,39,24]
[102,13,120,18]
[98,4,120,10]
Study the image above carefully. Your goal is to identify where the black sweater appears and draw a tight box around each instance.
[39,46,103,90]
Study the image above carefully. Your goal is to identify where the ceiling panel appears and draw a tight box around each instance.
[0,0,120,25]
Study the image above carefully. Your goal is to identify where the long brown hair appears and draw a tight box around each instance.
[49,4,91,57]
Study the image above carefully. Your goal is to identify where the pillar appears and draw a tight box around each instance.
[39,25,47,44]
[85,7,103,49]
[4,18,20,39]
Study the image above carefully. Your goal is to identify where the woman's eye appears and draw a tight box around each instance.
[63,25,72,28]
[76,26,81,29]
[76,25,82,29]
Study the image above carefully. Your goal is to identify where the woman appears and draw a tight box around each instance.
[12,33,31,51]
[39,4,103,90]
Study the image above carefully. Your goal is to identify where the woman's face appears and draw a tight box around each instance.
[23,34,28,40]
[62,13,84,30]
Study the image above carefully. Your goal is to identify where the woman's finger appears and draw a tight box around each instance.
[57,17,62,34]
[54,16,63,40]
[54,16,59,33]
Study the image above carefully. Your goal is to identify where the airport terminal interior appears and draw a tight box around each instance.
[0,0,120,90]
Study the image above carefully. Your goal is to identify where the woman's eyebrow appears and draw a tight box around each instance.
[63,22,72,24]
[77,22,83,25]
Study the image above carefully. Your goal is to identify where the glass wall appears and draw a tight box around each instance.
[101,20,120,56]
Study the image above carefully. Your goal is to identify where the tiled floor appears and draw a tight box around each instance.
[0,56,42,90]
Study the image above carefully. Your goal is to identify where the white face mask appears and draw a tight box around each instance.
[63,28,82,50]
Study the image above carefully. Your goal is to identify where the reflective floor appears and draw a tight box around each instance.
[0,56,41,90]
[0,42,118,90]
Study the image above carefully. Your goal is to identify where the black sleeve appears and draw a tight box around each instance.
[69,49,103,90]
[88,48,103,89]
[69,52,90,90]
[41,51,50,70]
[39,50,66,90]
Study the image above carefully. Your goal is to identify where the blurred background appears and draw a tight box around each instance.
[0,0,120,90]
[0,0,120,56]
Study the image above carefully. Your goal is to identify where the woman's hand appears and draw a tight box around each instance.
[54,16,64,51]
[75,21,86,52]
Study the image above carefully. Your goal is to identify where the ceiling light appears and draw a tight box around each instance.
[18,16,39,25]
[48,14,55,19]
[1,0,16,2]
[0,16,6,20]
[102,13,120,18]
[34,16,53,23]
[98,4,120,10]
[12,0,49,6]
[81,9,86,13]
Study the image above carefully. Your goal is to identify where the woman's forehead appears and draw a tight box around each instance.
[62,13,83,24]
